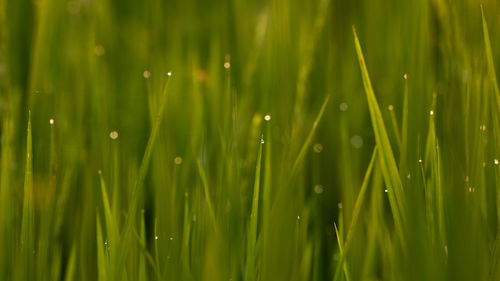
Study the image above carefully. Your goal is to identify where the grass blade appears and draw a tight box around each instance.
[245,139,263,281]
[352,27,406,244]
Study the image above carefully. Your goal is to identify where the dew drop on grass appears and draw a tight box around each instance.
[313,143,323,153]
[260,138,265,144]
[388,104,394,111]
[384,189,388,193]
[297,215,300,220]
[403,73,408,80]
[407,173,411,179]
[314,184,324,194]
[94,45,105,56]
[109,131,119,139]
[174,156,183,165]
[494,159,498,165]
[337,202,343,209]
[143,70,151,79]
[167,72,172,76]
[480,124,486,131]
[430,110,434,115]
[224,62,231,69]
[49,118,54,125]
[169,237,174,241]
[339,102,348,111]
[350,135,363,148]
[155,235,158,240]
[418,159,422,163]
[264,114,271,121]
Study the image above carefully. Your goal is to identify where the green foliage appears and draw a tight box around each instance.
[1,0,500,280]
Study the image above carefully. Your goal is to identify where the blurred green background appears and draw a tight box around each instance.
[1,0,500,280]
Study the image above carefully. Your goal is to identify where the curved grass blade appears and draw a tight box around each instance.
[333,146,377,281]
[352,27,406,244]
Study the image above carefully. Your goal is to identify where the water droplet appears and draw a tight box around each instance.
[384,189,388,193]
[444,245,448,256]
[480,124,486,131]
[313,143,323,153]
[388,104,394,111]
[260,138,265,144]
[174,156,183,165]
[167,72,172,76]
[418,159,422,163]
[495,159,499,165]
[430,110,434,115]
[49,118,55,125]
[468,187,475,193]
[98,170,102,175]
[403,73,408,80]
[407,173,411,179]
[337,202,343,209]
[339,102,348,111]
[264,114,271,121]
[155,235,159,240]
[224,62,231,69]
[143,70,151,79]
[109,131,118,140]
[350,135,363,149]
[297,215,301,220]
[169,237,174,241]
[94,45,105,56]
[314,185,324,194]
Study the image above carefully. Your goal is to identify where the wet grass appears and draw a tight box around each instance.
[1,0,500,280]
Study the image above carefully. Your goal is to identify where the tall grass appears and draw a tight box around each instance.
[1,0,500,280]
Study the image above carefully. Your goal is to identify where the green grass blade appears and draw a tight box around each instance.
[333,147,377,281]
[196,160,217,231]
[245,140,263,281]
[290,95,330,178]
[352,27,406,243]
[481,6,500,104]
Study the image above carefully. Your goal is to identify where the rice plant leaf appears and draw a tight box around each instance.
[352,27,406,242]
[245,139,263,281]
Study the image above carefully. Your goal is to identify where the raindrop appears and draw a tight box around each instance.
[339,102,348,112]
[167,72,172,76]
[313,143,323,153]
[224,62,231,69]
[94,45,105,56]
[109,131,119,140]
[350,135,363,149]
[388,104,394,111]
[494,159,499,165]
[174,157,183,165]
[418,159,422,163]
[384,189,388,193]
[155,235,159,240]
[337,202,343,209]
[403,73,408,80]
[143,70,151,79]
[264,114,271,121]
[430,110,434,116]
[260,138,265,144]
[49,118,55,125]
[314,185,324,194]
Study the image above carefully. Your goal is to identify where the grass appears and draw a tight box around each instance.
[1,0,500,280]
